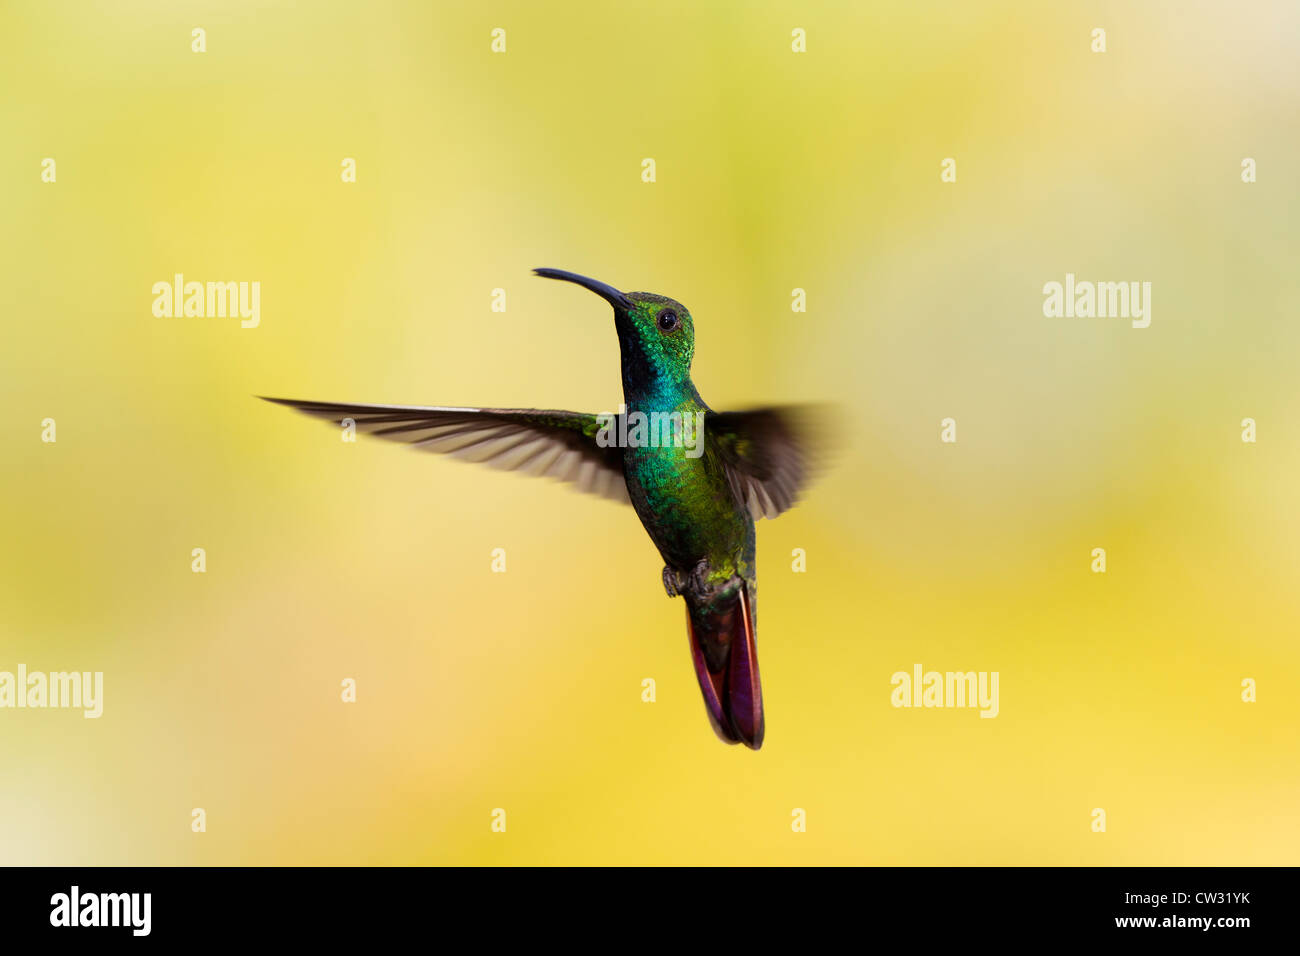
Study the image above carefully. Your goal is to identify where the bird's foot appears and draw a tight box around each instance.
[662,565,684,598]
[677,559,742,606]
[666,560,743,604]
[687,560,714,598]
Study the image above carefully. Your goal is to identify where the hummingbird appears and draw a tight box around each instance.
[262,269,822,749]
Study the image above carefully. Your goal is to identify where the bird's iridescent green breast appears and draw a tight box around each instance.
[622,397,751,575]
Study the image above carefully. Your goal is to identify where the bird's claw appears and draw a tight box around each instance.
[688,561,714,597]
[664,560,741,604]
[662,565,683,598]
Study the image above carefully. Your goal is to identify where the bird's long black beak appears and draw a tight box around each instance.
[533,268,631,310]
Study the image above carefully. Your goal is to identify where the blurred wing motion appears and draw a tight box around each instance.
[260,397,630,504]
[709,405,829,520]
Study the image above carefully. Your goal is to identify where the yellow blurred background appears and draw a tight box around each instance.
[1,0,1297,865]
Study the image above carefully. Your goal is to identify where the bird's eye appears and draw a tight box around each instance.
[656,310,679,332]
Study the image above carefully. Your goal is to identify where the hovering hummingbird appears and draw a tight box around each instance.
[263,269,822,749]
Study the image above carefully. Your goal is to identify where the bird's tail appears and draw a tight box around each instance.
[685,582,764,750]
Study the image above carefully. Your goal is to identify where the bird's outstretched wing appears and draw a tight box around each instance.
[260,397,630,504]
[708,406,829,520]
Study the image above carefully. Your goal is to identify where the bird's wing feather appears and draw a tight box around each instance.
[260,397,630,504]
[708,406,827,520]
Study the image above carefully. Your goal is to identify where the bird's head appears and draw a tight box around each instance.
[534,268,695,392]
